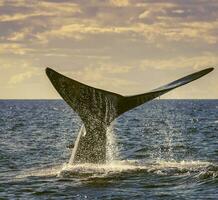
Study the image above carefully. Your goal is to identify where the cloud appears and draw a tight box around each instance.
[6,27,32,42]
[138,2,176,20]
[0,1,81,22]
[98,64,132,74]
[1,0,217,47]
[38,1,81,15]
[110,0,130,7]
[8,64,40,85]
[0,56,41,89]
[0,43,31,55]
[9,71,35,85]
[39,22,140,41]
[139,53,218,70]
[0,13,45,22]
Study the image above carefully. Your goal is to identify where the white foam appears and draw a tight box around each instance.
[59,160,146,176]
[58,159,212,177]
[150,160,211,172]
[16,164,63,179]
[15,160,213,179]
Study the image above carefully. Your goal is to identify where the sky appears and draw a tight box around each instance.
[0,0,217,99]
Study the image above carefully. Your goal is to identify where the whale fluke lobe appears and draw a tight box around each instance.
[117,67,214,115]
[46,67,214,164]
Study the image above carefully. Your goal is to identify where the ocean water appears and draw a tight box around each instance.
[0,100,217,199]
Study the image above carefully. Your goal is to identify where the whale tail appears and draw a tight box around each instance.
[46,67,214,163]
[46,68,122,163]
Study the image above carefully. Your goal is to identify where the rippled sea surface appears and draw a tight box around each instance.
[0,100,217,199]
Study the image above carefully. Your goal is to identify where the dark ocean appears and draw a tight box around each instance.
[0,100,217,199]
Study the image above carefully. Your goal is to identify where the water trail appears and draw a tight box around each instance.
[69,125,86,164]
[106,123,119,163]
[105,96,119,163]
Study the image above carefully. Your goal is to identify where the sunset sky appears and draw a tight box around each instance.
[0,0,217,99]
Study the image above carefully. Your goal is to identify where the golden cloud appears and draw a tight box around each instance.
[140,53,218,70]
[0,1,80,22]
[38,1,81,16]
[8,64,40,85]
[9,71,35,85]
[110,0,130,7]
[34,17,218,46]
[1,0,217,47]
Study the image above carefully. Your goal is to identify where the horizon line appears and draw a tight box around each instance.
[0,98,218,100]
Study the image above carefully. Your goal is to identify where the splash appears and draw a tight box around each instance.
[106,123,119,163]
[150,105,184,162]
